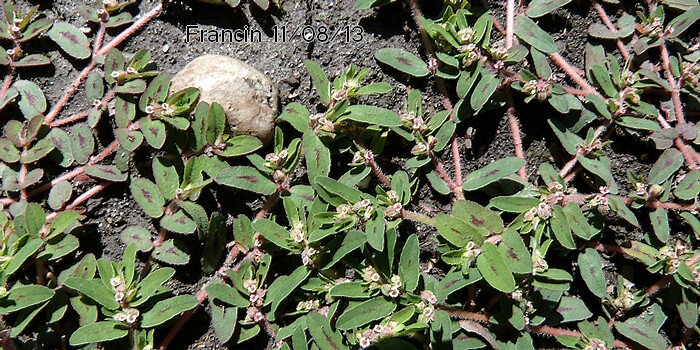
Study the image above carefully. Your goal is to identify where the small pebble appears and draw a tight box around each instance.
[162,44,169,53]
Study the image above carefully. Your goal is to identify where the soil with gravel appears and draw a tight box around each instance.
[8,0,675,348]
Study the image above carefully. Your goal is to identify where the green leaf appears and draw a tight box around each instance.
[206,282,249,307]
[69,321,128,345]
[366,210,385,251]
[375,48,430,77]
[116,79,147,94]
[39,233,79,260]
[0,139,19,163]
[120,226,152,252]
[490,195,539,213]
[649,208,670,243]
[608,196,639,227]
[562,203,599,239]
[152,239,189,265]
[304,60,331,105]
[514,16,557,53]
[648,148,683,184]
[616,117,661,131]
[577,248,606,298]
[266,266,310,320]
[140,118,166,149]
[453,200,504,236]
[335,296,397,330]
[330,282,371,298]
[160,210,197,234]
[436,213,482,247]
[498,229,532,274]
[21,138,55,164]
[130,178,164,218]
[551,296,592,323]
[216,135,262,157]
[132,267,175,307]
[48,22,91,59]
[615,319,666,350]
[470,71,500,111]
[399,234,420,292]
[0,285,53,314]
[303,130,331,187]
[141,295,198,328]
[252,218,293,250]
[339,105,402,127]
[591,64,618,97]
[476,242,516,292]
[324,230,366,269]
[63,277,119,309]
[115,128,143,151]
[307,312,348,350]
[578,156,618,193]
[526,0,572,17]
[550,206,576,250]
[216,166,276,195]
[3,238,43,277]
[674,170,700,200]
[85,165,127,182]
[210,302,237,344]
[152,158,179,200]
[463,157,525,191]
[278,102,311,133]
[666,5,700,38]
[48,180,72,210]
[14,80,46,117]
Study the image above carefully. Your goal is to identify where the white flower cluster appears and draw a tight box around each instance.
[144,102,175,116]
[110,277,139,324]
[522,79,552,101]
[264,149,288,170]
[416,290,438,323]
[113,308,140,324]
[589,186,610,209]
[244,288,267,323]
[379,275,402,298]
[584,338,608,350]
[335,199,375,222]
[308,113,334,132]
[399,111,427,133]
[658,241,688,274]
[356,322,399,348]
[383,190,403,219]
[295,299,320,311]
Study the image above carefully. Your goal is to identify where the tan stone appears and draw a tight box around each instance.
[170,55,279,145]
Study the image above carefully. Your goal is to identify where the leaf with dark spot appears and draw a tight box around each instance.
[48,22,91,59]
[375,48,430,77]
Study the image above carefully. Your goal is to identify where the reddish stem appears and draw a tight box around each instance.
[50,90,115,128]
[43,61,97,125]
[93,23,106,53]
[367,157,392,187]
[0,69,14,104]
[96,4,163,56]
[506,96,527,180]
[659,42,685,124]
[548,52,598,95]
[505,0,515,49]
[157,245,242,350]
[46,183,109,221]
[592,1,630,60]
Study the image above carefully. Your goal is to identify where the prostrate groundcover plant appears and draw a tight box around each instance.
[0,0,699,349]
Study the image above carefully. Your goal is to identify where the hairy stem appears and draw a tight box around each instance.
[46,182,109,221]
[505,0,515,49]
[548,52,598,95]
[659,42,685,124]
[400,209,436,227]
[592,1,630,60]
[507,94,527,180]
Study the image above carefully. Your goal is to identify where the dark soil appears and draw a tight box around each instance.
[10,0,671,348]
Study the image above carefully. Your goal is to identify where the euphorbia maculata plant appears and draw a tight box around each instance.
[0,0,699,349]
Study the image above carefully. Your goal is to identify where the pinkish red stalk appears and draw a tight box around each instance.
[592,1,630,60]
[0,70,14,103]
[505,0,515,49]
[506,99,527,180]
[50,90,116,127]
[44,4,162,125]
[367,157,392,187]
[548,52,598,95]
[451,136,463,186]
[19,161,27,200]
[43,61,97,125]
[93,23,106,53]
[97,4,163,56]
[659,43,685,124]
[157,240,243,349]
[46,182,109,221]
